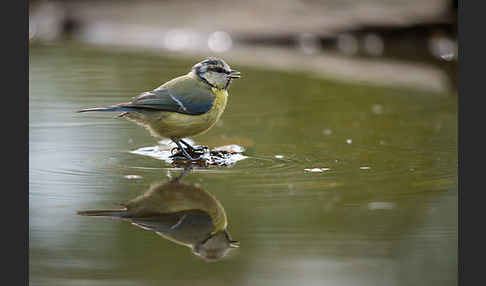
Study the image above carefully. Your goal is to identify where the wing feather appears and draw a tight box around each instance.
[124,75,215,115]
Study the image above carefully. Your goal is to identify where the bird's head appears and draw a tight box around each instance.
[192,229,240,261]
[191,57,241,90]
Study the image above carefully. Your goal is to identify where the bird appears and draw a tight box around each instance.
[77,57,241,161]
[77,165,240,261]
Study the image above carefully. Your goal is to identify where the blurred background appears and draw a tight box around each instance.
[29,0,457,92]
[29,1,458,286]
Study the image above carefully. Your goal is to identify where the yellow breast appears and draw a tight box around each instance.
[141,88,228,139]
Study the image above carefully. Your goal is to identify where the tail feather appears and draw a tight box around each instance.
[77,107,120,113]
[77,107,127,113]
[77,209,128,218]
[77,103,137,113]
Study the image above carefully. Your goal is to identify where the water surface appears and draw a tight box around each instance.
[29,42,457,286]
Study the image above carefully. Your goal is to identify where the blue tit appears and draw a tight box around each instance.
[78,57,241,161]
[77,167,239,261]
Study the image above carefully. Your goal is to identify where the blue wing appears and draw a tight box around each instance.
[127,75,215,115]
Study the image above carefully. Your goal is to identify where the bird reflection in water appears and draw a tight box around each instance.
[77,165,239,261]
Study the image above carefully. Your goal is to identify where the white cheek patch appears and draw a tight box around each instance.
[204,72,217,82]
[204,72,228,89]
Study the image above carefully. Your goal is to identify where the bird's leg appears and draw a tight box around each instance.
[170,214,187,230]
[172,139,200,161]
[174,164,194,181]
[179,139,207,152]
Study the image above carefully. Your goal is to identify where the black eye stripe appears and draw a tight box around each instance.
[209,67,229,74]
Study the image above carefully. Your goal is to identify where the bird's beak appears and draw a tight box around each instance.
[224,229,240,248]
[229,70,241,79]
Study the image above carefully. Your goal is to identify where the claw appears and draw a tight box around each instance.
[170,147,181,155]
[172,139,208,162]
[170,147,202,161]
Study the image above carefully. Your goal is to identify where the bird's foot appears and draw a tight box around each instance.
[187,145,209,153]
[178,139,209,154]
[170,147,206,162]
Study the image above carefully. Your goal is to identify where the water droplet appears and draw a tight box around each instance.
[124,175,142,180]
[304,168,330,173]
[368,202,396,210]
[372,104,384,114]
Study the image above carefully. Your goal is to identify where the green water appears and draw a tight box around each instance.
[29,42,457,286]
